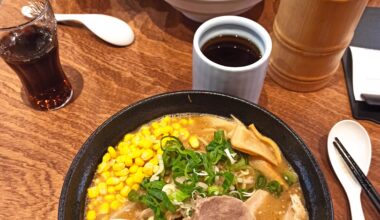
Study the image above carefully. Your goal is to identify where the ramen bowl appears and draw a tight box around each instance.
[58,91,333,219]
[164,0,262,22]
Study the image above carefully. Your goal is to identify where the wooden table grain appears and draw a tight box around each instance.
[0,0,379,219]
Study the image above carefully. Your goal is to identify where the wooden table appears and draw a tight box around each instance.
[0,0,379,219]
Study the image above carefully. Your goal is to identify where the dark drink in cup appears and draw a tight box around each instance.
[0,25,72,110]
[0,0,73,111]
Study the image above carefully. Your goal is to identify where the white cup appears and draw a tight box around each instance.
[192,16,272,103]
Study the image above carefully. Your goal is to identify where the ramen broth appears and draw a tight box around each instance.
[85,114,308,220]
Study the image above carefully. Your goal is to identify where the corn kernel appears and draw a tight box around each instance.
[172,130,180,137]
[152,143,160,151]
[152,121,160,129]
[98,203,110,214]
[119,145,128,155]
[135,157,145,166]
[90,199,99,206]
[108,186,116,194]
[163,115,171,123]
[143,163,154,176]
[188,119,194,124]
[143,169,153,177]
[132,183,140,191]
[140,139,153,149]
[141,128,151,136]
[106,177,120,185]
[116,155,126,163]
[97,162,107,173]
[98,182,107,195]
[126,153,134,159]
[153,128,162,137]
[153,165,160,173]
[124,157,133,167]
[150,134,158,140]
[144,161,153,169]
[112,162,125,171]
[120,185,131,197]
[132,135,141,145]
[172,123,181,130]
[115,168,129,177]
[129,165,138,173]
[179,119,188,125]
[109,160,116,166]
[126,177,134,186]
[129,144,137,150]
[159,120,168,127]
[179,128,190,140]
[157,148,163,155]
[123,134,134,141]
[108,146,117,158]
[88,202,95,210]
[114,182,124,191]
[110,200,122,210]
[119,176,127,182]
[87,186,99,199]
[118,141,128,148]
[189,135,200,148]
[101,171,111,180]
[141,149,154,161]
[104,194,115,201]
[133,171,145,183]
[162,126,173,134]
[140,125,149,131]
[94,178,101,185]
[131,149,142,158]
[102,153,111,162]
[116,194,127,203]
[149,157,158,165]
[86,210,96,220]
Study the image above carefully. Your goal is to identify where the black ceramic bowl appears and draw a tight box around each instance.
[58,91,333,219]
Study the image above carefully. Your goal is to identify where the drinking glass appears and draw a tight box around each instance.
[0,0,73,110]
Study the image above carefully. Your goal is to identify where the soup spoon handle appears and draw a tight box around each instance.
[347,191,365,220]
[54,14,134,46]
[21,6,134,46]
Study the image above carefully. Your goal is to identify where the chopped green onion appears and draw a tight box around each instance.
[283,170,298,186]
[168,189,190,203]
[266,180,283,197]
[230,157,248,171]
[128,130,257,219]
[128,179,176,219]
[255,174,267,189]
[222,172,234,192]
[208,185,222,195]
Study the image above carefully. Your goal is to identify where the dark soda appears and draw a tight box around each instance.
[0,25,72,110]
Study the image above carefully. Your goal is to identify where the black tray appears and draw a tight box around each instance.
[342,7,380,124]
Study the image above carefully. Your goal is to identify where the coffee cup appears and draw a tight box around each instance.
[192,16,272,103]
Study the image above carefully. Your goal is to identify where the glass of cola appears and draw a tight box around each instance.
[0,0,73,110]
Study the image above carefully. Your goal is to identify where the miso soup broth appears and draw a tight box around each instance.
[85,114,308,220]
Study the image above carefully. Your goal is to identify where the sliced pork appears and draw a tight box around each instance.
[192,196,254,220]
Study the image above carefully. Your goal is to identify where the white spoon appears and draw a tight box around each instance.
[327,120,372,220]
[21,6,134,46]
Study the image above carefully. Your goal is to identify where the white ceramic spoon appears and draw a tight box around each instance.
[21,6,134,46]
[327,120,372,220]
